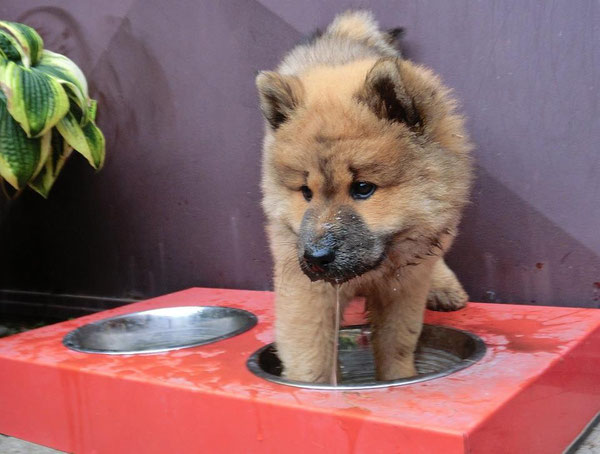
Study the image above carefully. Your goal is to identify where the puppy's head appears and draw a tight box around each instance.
[257,58,473,284]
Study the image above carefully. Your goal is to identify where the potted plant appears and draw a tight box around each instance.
[0,20,104,197]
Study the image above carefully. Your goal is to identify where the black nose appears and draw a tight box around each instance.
[304,245,336,269]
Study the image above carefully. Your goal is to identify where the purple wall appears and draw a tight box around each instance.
[0,0,598,308]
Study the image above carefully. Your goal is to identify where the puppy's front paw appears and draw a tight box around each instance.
[376,360,417,381]
[426,285,468,312]
[283,367,329,384]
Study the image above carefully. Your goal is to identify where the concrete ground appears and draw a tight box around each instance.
[572,421,600,454]
[0,435,62,453]
[2,422,600,453]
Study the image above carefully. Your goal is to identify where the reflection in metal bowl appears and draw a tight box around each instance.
[247,324,486,390]
[63,306,257,354]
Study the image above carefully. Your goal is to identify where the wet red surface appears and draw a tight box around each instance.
[0,288,599,454]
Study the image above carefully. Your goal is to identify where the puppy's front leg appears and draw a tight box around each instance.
[369,264,432,381]
[426,258,468,312]
[274,272,339,383]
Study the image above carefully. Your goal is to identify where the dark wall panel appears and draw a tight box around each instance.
[0,1,598,307]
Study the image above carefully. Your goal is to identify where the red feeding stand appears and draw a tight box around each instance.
[0,287,599,453]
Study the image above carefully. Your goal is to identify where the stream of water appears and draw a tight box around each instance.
[331,284,340,385]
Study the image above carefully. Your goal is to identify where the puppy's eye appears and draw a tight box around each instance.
[350,181,376,200]
[300,185,313,202]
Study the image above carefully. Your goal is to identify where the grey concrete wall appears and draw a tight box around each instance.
[0,1,598,307]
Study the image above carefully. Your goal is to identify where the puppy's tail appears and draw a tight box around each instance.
[325,10,401,55]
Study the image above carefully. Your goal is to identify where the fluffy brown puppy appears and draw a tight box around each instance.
[256,10,473,383]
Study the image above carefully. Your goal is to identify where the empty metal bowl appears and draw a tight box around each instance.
[247,324,486,390]
[63,306,257,354]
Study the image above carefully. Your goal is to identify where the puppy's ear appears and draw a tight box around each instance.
[256,71,304,130]
[358,57,422,131]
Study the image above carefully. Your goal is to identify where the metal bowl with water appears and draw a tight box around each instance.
[63,306,257,354]
[247,324,486,390]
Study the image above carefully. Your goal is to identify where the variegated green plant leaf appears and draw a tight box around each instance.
[36,49,90,124]
[0,30,23,62]
[33,130,51,180]
[56,106,105,169]
[29,128,73,197]
[0,59,69,137]
[0,91,50,189]
[87,98,97,122]
[0,21,43,67]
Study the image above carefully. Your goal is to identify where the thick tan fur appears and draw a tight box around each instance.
[257,11,473,383]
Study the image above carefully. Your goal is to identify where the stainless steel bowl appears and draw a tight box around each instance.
[63,306,257,354]
[247,324,486,390]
